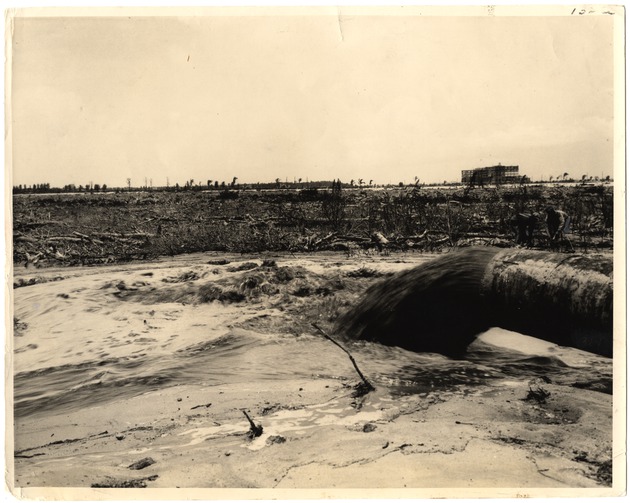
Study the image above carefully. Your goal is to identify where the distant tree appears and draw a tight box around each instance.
[322,179,345,227]
[358,178,363,187]
[350,179,354,187]
[563,172,569,180]
[207,180,212,188]
[127,178,131,190]
[93,183,101,192]
[369,179,373,186]
[102,184,107,191]
[231,177,238,187]
[214,181,219,189]
[221,181,226,189]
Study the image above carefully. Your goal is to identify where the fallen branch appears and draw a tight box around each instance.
[525,386,551,404]
[242,410,263,438]
[191,402,212,410]
[312,323,375,396]
[312,232,336,247]
[45,236,83,243]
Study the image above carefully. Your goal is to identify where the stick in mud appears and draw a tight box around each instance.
[242,410,263,438]
[312,323,375,395]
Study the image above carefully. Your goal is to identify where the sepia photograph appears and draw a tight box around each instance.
[5,5,625,499]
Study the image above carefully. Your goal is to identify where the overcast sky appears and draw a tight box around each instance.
[9,10,617,187]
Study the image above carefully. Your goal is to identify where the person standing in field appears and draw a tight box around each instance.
[545,207,573,251]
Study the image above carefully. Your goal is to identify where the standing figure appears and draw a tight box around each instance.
[509,212,538,247]
[545,207,574,251]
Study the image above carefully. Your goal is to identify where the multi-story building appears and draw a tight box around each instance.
[461,164,520,185]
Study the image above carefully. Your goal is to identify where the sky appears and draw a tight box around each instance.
[9,9,618,188]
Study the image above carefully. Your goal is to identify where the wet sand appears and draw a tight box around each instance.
[9,252,619,497]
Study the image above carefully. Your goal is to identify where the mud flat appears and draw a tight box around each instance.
[9,252,618,497]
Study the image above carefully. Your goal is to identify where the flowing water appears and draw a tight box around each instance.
[12,254,613,421]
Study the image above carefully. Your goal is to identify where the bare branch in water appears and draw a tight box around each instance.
[242,410,263,438]
[312,323,375,396]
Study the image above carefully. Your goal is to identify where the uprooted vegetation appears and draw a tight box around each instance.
[13,184,613,268]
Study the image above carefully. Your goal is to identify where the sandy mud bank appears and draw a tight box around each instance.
[10,252,616,496]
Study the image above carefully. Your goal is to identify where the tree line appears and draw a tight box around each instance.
[12,172,612,195]
[13,183,108,194]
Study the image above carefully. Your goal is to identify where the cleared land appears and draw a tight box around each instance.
[12,184,613,270]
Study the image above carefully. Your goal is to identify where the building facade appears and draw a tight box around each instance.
[461,165,520,185]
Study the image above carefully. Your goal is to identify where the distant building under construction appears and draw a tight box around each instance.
[461,164,520,186]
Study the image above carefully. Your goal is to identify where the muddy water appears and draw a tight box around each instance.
[12,253,612,420]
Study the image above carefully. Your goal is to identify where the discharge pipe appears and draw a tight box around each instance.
[337,247,613,357]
